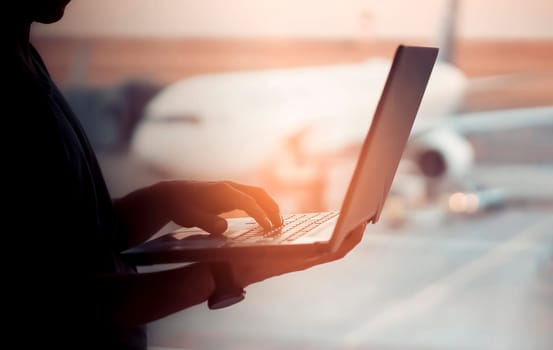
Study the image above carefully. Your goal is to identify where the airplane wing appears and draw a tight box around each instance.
[445,105,553,134]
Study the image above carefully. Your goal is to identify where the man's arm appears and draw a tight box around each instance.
[94,263,215,327]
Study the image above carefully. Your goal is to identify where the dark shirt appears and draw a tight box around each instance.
[6,46,146,349]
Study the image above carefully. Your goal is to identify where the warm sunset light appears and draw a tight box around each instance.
[22,0,553,349]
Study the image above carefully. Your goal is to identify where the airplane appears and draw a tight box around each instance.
[122,0,553,226]
[128,63,552,224]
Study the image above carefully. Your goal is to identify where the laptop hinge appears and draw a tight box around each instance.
[371,199,386,223]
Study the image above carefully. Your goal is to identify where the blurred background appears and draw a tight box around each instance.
[33,0,552,349]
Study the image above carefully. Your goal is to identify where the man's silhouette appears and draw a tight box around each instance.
[6,1,364,349]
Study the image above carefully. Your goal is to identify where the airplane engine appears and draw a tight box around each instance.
[412,128,474,181]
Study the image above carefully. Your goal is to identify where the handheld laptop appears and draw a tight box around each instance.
[122,45,439,265]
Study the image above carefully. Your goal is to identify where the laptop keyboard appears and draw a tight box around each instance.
[229,211,339,243]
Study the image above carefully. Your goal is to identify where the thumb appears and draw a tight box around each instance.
[182,209,228,234]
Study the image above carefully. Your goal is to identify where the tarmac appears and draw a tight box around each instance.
[146,204,553,350]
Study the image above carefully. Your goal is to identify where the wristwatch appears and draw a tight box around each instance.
[208,262,246,309]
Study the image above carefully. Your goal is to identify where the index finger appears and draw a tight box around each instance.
[222,184,273,230]
[226,182,282,227]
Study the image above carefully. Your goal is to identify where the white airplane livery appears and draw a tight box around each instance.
[131,57,466,178]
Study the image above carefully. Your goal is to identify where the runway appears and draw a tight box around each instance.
[146,203,553,350]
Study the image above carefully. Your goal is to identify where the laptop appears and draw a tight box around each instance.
[122,45,439,265]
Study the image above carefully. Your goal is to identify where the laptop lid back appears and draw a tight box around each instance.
[329,45,438,252]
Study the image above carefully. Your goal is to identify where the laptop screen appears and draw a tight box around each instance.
[329,45,438,252]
